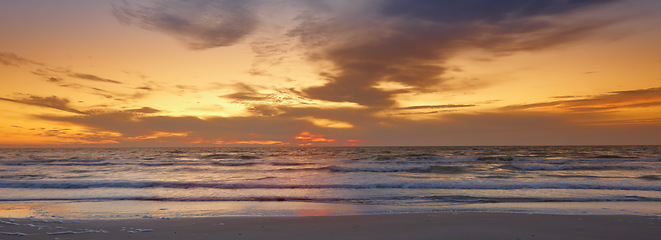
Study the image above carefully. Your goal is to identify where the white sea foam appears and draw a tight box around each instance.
[1,232,28,236]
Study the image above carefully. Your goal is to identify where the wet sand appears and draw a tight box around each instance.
[1,212,660,240]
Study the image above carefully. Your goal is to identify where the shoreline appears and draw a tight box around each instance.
[2,200,660,220]
[2,212,660,240]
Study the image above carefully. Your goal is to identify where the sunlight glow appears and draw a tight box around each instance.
[127,131,190,140]
[298,117,354,129]
[222,140,289,145]
[295,131,337,145]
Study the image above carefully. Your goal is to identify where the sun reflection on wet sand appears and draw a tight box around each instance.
[296,209,359,216]
[0,201,384,220]
[0,202,72,219]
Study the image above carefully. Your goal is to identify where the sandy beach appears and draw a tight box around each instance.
[1,212,659,240]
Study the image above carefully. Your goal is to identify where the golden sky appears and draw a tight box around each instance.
[1,0,660,147]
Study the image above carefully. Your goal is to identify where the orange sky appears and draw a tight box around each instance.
[1,0,660,147]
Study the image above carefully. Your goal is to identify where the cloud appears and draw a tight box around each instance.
[222,83,270,101]
[365,111,661,145]
[0,91,155,117]
[396,104,477,110]
[38,110,309,142]
[33,68,122,85]
[113,0,260,50]
[503,87,661,113]
[31,68,153,101]
[34,102,661,146]
[0,52,41,67]
[292,0,619,107]
[69,73,123,84]
[125,107,161,114]
[381,0,618,23]
[0,95,84,114]
[391,104,478,115]
[219,83,316,116]
[30,101,372,145]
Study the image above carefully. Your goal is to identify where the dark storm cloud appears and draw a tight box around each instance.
[294,0,619,107]
[113,0,259,50]
[0,95,84,114]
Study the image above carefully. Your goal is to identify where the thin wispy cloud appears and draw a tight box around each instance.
[396,104,477,110]
[0,95,84,114]
[20,61,152,102]
[0,52,41,67]
[39,110,309,141]
[222,83,270,101]
[503,87,661,113]
[69,73,123,84]
[219,83,316,116]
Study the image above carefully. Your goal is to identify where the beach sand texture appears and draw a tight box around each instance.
[1,213,660,240]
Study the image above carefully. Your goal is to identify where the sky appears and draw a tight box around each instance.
[1,0,660,147]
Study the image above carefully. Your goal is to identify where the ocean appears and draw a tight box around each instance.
[1,146,660,219]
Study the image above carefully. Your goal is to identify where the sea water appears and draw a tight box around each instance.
[0,146,659,219]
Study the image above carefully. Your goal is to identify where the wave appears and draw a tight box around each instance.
[496,164,648,171]
[0,160,259,167]
[329,166,430,173]
[0,160,115,166]
[477,156,514,161]
[277,167,331,172]
[2,157,657,169]
[270,162,315,166]
[543,174,622,179]
[2,180,660,191]
[328,165,468,173]
[138,162,175,166]
[1,195,658,204]
[590,155,634,159]
[639,175,661,181]
[0,174,49,180]
[421,195,661,203]
[211,161,259,167]
[199,154,260,160]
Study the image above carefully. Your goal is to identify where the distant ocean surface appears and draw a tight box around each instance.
[1,146,660,218]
